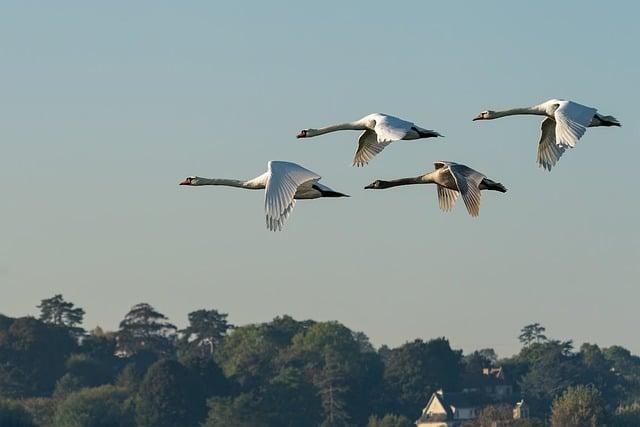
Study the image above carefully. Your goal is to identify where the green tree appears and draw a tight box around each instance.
[261,367,323,426]
[20,398,56,427]
[284,321,384,425]
[383,338,462,417]
[179,309,232,357]
[135,359,206,427]
[202,394,267,427]
[52,385,133,427]
[0,400,36,427]
[37,294,85,338]
[117,303,176,357]
[0,317,76,397]
[518,323,547,347]
[367,414,413,427]
[550,385,605,427]
[518,340,579,412]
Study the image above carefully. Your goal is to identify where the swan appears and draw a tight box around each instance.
[180,161,349,231]
[297,113,442,167]
[364,161,506,217]
[473,99,620,171]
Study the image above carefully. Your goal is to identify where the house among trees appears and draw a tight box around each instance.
[416,389,482,426]
[482,367,513,400]
[416,390,529,427]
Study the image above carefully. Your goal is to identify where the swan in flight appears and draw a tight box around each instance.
[180,161,349,231]
[364,161,506,217]
[473,99,620,171]
[297,113,442,167]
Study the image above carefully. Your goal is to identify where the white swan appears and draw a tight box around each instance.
[364,161,506,217]
[473,99,620,171]
[297,113,442,167]
[180,161,349,231]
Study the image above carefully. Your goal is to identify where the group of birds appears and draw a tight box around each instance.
[180,99,620,231]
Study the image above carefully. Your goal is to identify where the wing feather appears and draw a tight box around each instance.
[537,117,567,171]
[447,164,485,217]
[264,161,320,231]
[353,129,391,167]
[554,101,597,148]
[437,186,459,212]
[371,113,413,143]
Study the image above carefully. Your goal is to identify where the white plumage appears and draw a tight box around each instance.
[180,161,349,231]
[297,113,442,167]
[473,99,620,171]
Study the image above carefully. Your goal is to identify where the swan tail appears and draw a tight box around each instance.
[592,114,621,127]
[481,178,507,193]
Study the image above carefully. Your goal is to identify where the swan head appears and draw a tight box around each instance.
[179,176,200,186]
[473,110,496,121]
[297,129,310,138]
[364,180,388,190]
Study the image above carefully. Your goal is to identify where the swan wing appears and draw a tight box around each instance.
[553,100,597,148]
[372,113,413,143]
[537,117,567,171]
[447,164,485,217]
[265,161,320,231]
[437,185,459,212]
[353,129,392,167]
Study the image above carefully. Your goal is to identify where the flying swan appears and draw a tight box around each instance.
[180,161,349,231]
[297,113,442,167]
[364,161,506,217]
[473,99,620,171]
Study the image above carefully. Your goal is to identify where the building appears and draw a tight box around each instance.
[415,389,482,427]
[512,400,529,420]
[415,390,529,427]
[482,367,513,400]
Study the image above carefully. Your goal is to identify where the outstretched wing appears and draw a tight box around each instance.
[553,100,597,148]
[265,161,320,231]
[437,185,459,212]
[447,164,485,217]
[353,129,391,167]
[537,117,567,171]
[372,113,414,143]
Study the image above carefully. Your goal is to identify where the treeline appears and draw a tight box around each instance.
[1,296,640,427]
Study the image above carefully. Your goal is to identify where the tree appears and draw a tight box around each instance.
[550,385,605,427]
[135,359,206,427]
[202,394,268,427]
[179,309,232,357]
[37,294,85,338]
[383,338,462,417]
[518,323,547,347]
[367,414,413,427]
[0,317,76,397]
[0,400,36,427]
[518,340,580,413]
[261,367,323,426]
[53,385,134,427]
[117,303,176,357]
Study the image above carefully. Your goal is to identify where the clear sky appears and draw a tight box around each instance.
[1,2,638,357]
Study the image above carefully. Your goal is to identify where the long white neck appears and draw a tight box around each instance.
[492,107,545,118]
[307,122,366,137]
[195,178,255,189]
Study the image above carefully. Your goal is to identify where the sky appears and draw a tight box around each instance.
[1,1,638,357]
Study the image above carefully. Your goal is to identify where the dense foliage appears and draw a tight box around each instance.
[1,300,640,426]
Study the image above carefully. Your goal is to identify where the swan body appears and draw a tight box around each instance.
[364,161,506,217]
[297,113,442,167]
[180,161,349,231]
[473,99,620,171]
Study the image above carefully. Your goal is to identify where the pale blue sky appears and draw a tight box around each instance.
[1,2,638,357]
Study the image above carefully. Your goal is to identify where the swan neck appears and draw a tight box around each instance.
[378,176,426,189]
[493,107,543,118]
[196,178,248,188]
[308,122,364,136]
